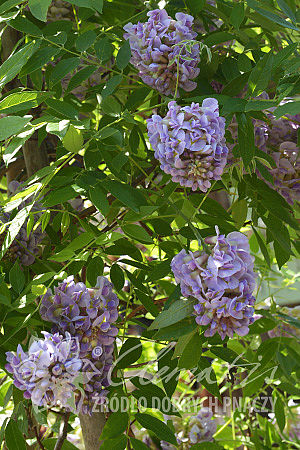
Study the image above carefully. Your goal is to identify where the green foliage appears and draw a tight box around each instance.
[0,0,299,448]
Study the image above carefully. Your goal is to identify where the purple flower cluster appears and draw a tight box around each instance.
[171,227,256,340]
[40,275,119,414]
[160,408,216,449]
[6,332,81,408]
[267,141,300,205]
[188,408,217,444]
[124,9,200,96]
[147,99,228,192]
[0,181,44,266]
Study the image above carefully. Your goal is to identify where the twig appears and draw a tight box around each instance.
[54,411,71,450]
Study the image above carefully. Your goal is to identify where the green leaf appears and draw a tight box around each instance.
[246,0,299,30]
[154,320,197,340]
[274,240,290,269]
[230,2,245,29]
[122,224,153,245]
[102,75,123,99]
[0,91,51,114]
[102,180,146,212]
[88,184,109,216]
[46,99,79,120]
[158,346,178,398]
[135,413,177,445]
[110,264,125,291]
[185,0,205,14]
[1,205,33,260]
[203,32,236,47]
[75,30,97,52]
[62,125,83,153]
[43,186,77,207]
[43,438,78,450]
[100,436,126,450]
[3,128,35,166]
[244,99,277,112]
[66,66,97,93]
[9,261,25,293]
[0,0,23,14]
[131,377,179,414]
[116,40,131,70]
[95,37,114,62]
[69,0,103,13]
[178,333,202,369]
[100,412,128,440]
[273,43,298,69]
[236,113,255,167]
[148,259,171,282]
[86,256,104,286]
[277,0,296,23]
[0,41,39,88]
[273,100,300,119]
[195,357,221,400]
[130,438,149,450]
[0,116,32,141]
[28,0,51,21]
[192,443,222,449]
[149,299,195,330]
[5,419,26,450]
[100,96,121,116]
[20,47,60,77]
[274,393,285,432]
[135,289,159,317]
[252,227,270,267]
[231,199,247,229]
[116,337,142,369]
[248,52,273,96]
[49,57,80,87]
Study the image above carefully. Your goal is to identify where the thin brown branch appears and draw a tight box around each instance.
[54,411,71,450]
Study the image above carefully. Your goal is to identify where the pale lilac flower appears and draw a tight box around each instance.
[147,99,228,192]
[171,227,256,340]
[6,332,81,409]
[40,275,119,414]
[124,9,200,96]
[188,408,216,443]
[266,141,300,205]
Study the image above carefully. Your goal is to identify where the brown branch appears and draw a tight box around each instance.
[54,411,70,450]
[125,297,168,321]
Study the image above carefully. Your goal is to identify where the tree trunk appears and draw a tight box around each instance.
[23,135,48,178]
[79,413,106,450]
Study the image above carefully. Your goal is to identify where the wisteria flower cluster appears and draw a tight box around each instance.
[160,409,216,449]
[0,181,44,266]
[40,275,119,414]
[124,9,200,96]
[266,141,300,205]
[171,227,256,340]
[6,332,81,408]
[147,99,228,192]
[227,93,300,205]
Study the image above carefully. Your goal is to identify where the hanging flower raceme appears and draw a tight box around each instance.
[0,181,44,266]
[6,332,81,409]
[265,141,300,206]
[171,227,256,340]
[124,9,200,96]
[160,409,216,449]
[147,99,228,192]
[40,275,119,414]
